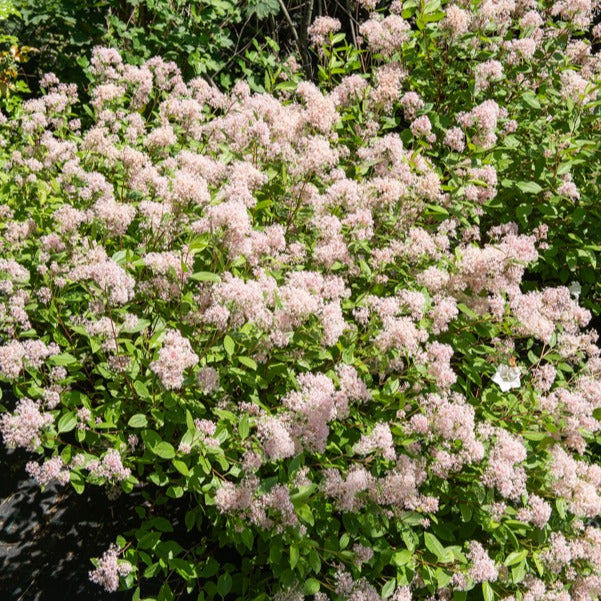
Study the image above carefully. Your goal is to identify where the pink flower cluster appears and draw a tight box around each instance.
[482,429,527,500]
[354,422,396,460]
[442,4,471,37]
[215,477,299,532]
[360,15,411,57]
[68,251,135,306]
[467,541,498,583]
[0,338,59,379]
[150,329,199,389]
[87,449,131,482]
[549,446,601,518]
[307,16,341,48]
[457,100,501,148]
[26,456,70,487]
[89,544,133,592]
[323,455,433,514]
[0,397,54,450]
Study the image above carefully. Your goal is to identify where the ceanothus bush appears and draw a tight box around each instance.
[1,1,601,600]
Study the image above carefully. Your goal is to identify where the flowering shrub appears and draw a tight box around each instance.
[2,1,601,600]
[310,0,601,315]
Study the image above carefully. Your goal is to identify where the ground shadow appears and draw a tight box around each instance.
[0,444,138,601]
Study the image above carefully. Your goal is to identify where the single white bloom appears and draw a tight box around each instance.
[491,364,521,392]
[568,281,581,300]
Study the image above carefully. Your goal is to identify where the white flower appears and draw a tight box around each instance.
[568,281,581,300]
[492,364,521,392]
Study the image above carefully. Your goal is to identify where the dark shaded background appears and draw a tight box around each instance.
[0,443,135,601]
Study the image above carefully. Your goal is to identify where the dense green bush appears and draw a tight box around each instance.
[2,0,285,93]
[0,0,31,111]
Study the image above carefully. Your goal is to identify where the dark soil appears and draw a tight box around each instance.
[0,444,136,601]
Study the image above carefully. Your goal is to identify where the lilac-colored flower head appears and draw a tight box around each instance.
[89,544,133,592]
[467,541,498,583]
[150,329,199,390]
[0,398,54,450]
[307,17,341,49]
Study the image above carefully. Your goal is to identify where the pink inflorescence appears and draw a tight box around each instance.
[89,545,133,592]
[0,398,54,450]
[150,329,199,389]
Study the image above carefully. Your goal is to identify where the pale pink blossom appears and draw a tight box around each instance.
[467,541,498,583]
[89,544,133,593]
[307,17,341,48]
[0,398,54,450]
[150,329,199,390]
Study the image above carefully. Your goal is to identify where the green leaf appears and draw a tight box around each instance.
[167,485,184,498]
[523,431,547,441]
[482,581,495,601]
[186,409,195,431]
[199,455,211,474]
[138,531,161,549]
[246,0,280,19]
[148,517,173,532]
[382,579,396,598]
[522,91,541,109]
[153,442,176,459]
[240,528,254,551]
[238,356,257,370]
[158,582,173,601]
[290,545,299,569]
[57,412,77,433]
[516,203,532,224]
[223,335,235,356]
[217,573,232,597]
[459,504,472,522]
[70,470,85,494]
[512,560,526,583]
[516,181,543,194]
[185,510,196,532]
[290,484,316,504]
[392,550,413,566]
[134,380,150,398]
[173,459,189,476]
[308,549,321,573]
[402,529,418,552]
[169,557,196,580]
[48,353,78,366]
[128,414,148,428]
[142,429,162,449]
[238,414,250,439]
[296,504,314,526]
[189,271,221,282]
[424,533,452,563]
[457,303,477,319]
[504,550,528,566]
[532,553,545,577]
[303,579,320,595]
